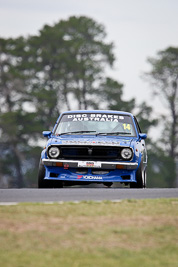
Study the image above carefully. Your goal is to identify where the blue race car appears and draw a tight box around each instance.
[38,110,147,188]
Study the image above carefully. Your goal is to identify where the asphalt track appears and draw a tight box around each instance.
[0,188,178,203]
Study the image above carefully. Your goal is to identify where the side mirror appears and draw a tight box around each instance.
[139,133,147,140]
[43,131,52,138]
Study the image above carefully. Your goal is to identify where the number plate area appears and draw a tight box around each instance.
[78,161,101,168]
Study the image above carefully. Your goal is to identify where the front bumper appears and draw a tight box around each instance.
[42,159,138,170]
[42,159,138,183]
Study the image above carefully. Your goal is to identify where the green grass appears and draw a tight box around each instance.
[0,199,178,267]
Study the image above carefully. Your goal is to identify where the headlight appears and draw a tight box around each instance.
[121,148,132,160]
[48,146,60,158]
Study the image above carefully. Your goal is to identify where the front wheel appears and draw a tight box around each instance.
[38,159,47,188]
[130,160,146,188]
[38,159,63,188]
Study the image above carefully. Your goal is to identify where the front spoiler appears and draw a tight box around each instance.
[42,159,138,170]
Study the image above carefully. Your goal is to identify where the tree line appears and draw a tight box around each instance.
[0,16,177,187]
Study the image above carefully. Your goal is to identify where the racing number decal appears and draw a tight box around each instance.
[123,123,131,130]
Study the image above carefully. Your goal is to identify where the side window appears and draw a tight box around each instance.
[133,117,142,133]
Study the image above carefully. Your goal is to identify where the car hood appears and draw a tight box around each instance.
[47,135,137,148]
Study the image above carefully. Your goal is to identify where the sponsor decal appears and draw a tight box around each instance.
[64,164,69,169]
[83,176,103,180]
[67,114,124,122]
[77,175,83,179]
[77,175,103,180]
[62,140,120,146]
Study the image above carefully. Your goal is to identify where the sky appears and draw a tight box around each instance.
[0,0,178,119]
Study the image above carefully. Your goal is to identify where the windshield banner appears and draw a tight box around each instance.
[62,114,126,122]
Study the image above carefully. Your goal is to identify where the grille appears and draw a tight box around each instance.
[57,146,123,160]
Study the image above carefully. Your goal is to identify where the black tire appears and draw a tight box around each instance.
[52,180,63,188]
[143,168,147,188]
[103,182,113,187]
[130,159,145,188]
[38,159,63,188]
[38,159,47,188]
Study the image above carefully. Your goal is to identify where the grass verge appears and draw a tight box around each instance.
[0,198,178,267]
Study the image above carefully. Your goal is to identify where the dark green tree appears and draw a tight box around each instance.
[145,47,178,187]
[135,102,158,134]
[98,77,135,111]
[0,37,42,187]
[28,16,115,110]
[0,37,27,187]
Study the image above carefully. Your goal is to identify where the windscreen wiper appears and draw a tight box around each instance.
[96,132,131,136]
[59,130,97,135]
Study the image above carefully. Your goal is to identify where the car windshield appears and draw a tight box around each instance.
[55,113,137,137]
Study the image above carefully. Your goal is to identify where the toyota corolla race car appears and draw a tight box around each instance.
[38,110,147,188]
